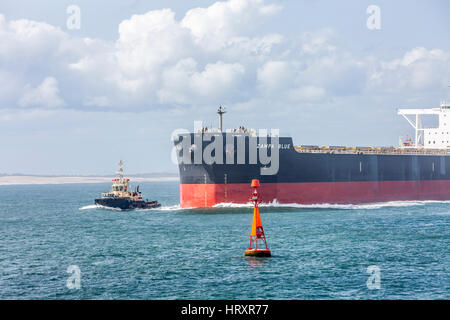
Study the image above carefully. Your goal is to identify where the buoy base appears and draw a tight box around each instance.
[244,249,271,257]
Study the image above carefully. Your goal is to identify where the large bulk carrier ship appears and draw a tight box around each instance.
[174,102,450,208]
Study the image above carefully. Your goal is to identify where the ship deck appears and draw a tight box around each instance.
[294,145,450,156]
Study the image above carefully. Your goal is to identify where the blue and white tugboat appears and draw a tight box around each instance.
[94,161,161,210]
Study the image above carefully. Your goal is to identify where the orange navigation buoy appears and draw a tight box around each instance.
[244,179,271,257]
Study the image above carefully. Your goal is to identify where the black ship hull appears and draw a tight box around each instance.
[175,133,450,207]
[94,197,161,210]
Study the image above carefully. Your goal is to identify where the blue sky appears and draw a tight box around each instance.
[1,0,449,175]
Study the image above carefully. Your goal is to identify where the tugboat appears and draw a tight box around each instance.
[94,161,161,210]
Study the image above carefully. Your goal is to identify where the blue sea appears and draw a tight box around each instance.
[0,181,449,299]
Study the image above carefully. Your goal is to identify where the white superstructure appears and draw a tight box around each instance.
[398,101,450,149]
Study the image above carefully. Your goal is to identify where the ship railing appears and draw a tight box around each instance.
[293,145,448,155]
[193,129,260,136]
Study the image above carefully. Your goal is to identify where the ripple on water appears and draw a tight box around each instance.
[0,182,449,299]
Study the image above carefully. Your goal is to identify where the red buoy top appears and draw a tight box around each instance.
[251,179,260,188]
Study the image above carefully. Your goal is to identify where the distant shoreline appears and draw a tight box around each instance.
[0,176,179,186]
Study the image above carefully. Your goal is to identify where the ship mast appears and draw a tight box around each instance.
[217,106,226,132]
[118,160,124,181]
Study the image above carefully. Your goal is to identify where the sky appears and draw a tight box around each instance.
[1,0,450,175]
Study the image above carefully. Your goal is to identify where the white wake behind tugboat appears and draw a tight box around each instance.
[94,161,161,210]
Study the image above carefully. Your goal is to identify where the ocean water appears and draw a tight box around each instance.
[0,181,449,300]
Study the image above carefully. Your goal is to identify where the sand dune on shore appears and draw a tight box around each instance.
[0,176,179,186]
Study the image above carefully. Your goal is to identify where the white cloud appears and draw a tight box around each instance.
[110,0,282,97]
[116,9,192,82]
[181,0,282,51]
[257,60,295,93]
[0,70,22,108]
[84,96,109,107]
[19,77,66,108]
[368,47,450,92]
[223,34,284,59]
[254,29,365,101]
[0,1,449,116]
[0,13,67,61]
[158,58,245,104]
[288,86,326,101]
[300,28,336,55]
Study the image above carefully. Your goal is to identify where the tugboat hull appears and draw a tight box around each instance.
[93,160,161,210]
[95,197,161,210]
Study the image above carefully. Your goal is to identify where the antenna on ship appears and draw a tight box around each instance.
[118,160,124,181]
[217,106,226,132]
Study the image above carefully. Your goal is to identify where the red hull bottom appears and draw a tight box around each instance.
[180,180,450,208]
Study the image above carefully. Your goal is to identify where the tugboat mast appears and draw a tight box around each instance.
[217,106,226,132]
[94,160,161,209]
[118,160,124,181]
